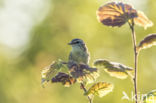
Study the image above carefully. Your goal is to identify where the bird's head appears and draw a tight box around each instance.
[68,38,85,46]
[68,38,86,51]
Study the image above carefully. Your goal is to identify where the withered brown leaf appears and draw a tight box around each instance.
[134,11,153,29]
[137,34,156,51]
[96,2,137,27]
[94,59,133,79]
[69,63,99,84]
[52,72,76,87]
[41,60,66,87]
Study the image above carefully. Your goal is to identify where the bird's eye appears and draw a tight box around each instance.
[75,41,79,44]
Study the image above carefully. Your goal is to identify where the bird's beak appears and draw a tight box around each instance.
[68,42,72,45]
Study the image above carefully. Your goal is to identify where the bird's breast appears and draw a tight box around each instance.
[70,51,89,64]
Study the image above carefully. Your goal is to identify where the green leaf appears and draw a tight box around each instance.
[134,11,153,29]
[143,90,156,103]
[69,63,99,85]
[94,59,133,79]
[85,82,114,97]
[51,72,76,87]
[137,34,156,52]
[96,2,137,27]
[41,59,67,87]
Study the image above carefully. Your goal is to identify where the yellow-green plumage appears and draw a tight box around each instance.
[68,39,90,66]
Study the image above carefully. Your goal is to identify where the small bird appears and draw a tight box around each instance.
[68,39,90,67]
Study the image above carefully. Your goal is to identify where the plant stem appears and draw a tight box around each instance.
[80,83,92,103]
[129,20,138,103]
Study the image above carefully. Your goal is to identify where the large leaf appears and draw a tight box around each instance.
[51,72,76,87]
[96,2,137,27]
[69,63,99,84]
[134,11,153,29]
[137,34,156,52]
[97,2,153,28]
[85,82,114,97]
[143,90,156,103]
[94,59,133,79]
[41,59,67,87]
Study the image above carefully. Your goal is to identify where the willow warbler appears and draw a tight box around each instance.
[68,39,90,66]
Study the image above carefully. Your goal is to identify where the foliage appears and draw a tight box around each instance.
[96,2,153,28]
[137,34,156,52]
[41,58,112,103]
[133,11,153,29]
[85,82,113,98]
[143,90,156,103]
[94,59,133,79]
[51,72,76,87]
[69,64,99,84]
[41,59,66,87]
[96,2,137,27]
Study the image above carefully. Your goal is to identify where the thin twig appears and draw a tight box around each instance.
[128,20,138,103]
[80,83,92,103]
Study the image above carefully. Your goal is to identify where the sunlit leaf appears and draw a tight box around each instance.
[85,82,114,97]
[143,90,156,103]
[96,2,137,27]
[94,59,133,79]
[97,2,153,28]
[51,72,76,87]
[134,11,153,29]
[69,63,99,84]
[41,59,67,87]
[137,34,156,52]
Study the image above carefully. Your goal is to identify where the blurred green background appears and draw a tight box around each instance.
[0,0,156,103]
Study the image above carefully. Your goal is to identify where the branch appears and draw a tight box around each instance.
[128,20,139,103]
[80,83,92,103]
